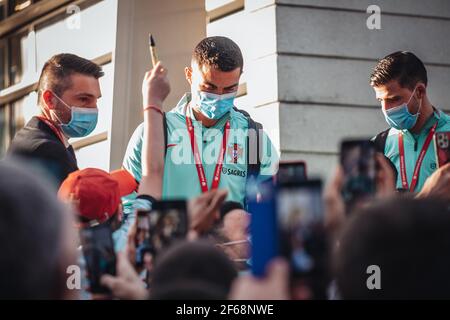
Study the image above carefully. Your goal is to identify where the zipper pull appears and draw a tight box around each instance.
[414,140,418,152]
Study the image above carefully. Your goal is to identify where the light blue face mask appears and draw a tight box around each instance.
[192,90,237,120]
[52,93,98,138]
[382,87,421,130]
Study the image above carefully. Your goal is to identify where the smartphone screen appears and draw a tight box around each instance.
[148,200,188,256]
[275,161,307,185]
[276,179,328,299]
[135,210,153,269]
[340,139,376,212]
[248,178,278,277]
[80,223,116,294]
[434,132,450,168]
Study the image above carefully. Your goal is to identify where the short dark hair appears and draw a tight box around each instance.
[334,198,450,299]
[150,240,237,299]
[37,53,104,105]
[369,51,427,89]
[0,160,68,299]
[192,36,243,72]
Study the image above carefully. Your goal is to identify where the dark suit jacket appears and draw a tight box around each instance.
[7,116,78,187]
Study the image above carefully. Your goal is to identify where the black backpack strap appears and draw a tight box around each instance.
[232,107,262,179]
[247,118,263,179]
[373,128,399,184]
[373,128,390,153]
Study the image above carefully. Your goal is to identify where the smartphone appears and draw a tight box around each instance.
[135,210,154,269]
[148,200,188,256]
[79,223,116,294]
[434,132,450,168]
[276,179,329,299]
[248,178,278,277]
[275,161,307,185]
[340,139,376,213]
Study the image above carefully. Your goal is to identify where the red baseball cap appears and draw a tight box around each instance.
[58,168,138,224]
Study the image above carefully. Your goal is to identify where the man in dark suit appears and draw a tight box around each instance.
[8,53,103,187]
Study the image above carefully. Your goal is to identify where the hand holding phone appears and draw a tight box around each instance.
[277,179,329,299]
[134,210,154,270]
[148,200,188,256]
[80,223,116,294]
[188,189,228,235]
[275,161,307,186]
[340,139,376,213]
[434,132,450,168]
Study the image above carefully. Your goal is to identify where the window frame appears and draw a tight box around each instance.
[0,0,108,156]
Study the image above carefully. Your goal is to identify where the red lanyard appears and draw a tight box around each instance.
[37,116,66,144]
[185,111,230,193]
[398,122,438,192]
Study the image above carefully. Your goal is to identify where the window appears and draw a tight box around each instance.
[8,29,29,85]
[0,2,6,21]
[35,0,116,70]
[10,92,36,132]
[0,41,6,90]
[10,98,24,135]
[0,105,10,157]
[0,92,38,156]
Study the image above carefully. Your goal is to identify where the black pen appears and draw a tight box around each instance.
[149,33,159,67]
